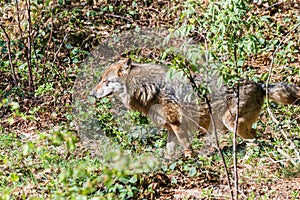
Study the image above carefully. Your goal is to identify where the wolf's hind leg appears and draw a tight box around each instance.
[236,120,257,139]
[223,111,257,139]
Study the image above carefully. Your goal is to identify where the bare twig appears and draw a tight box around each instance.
[277,148,298,166]
[265,24,299,99]
[181,47,233,199]
[265,23,300,163]
[232,37,239,200]
[232,86,239,200]
[42,16,54,79]
[25,0,34,92]
[263,1,284,12]
[17,0,38,80]
[15,0,27,88]
[204,34,234,200]
[15,0,24,39]
[0,24,18,86]
[205,35,234,200]
[105,13,133,23]
[52,29,70,68]
[204,91,234,200]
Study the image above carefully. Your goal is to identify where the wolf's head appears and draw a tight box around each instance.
[89,58,132,99]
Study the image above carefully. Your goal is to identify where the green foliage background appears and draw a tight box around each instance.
[0,0,299,199]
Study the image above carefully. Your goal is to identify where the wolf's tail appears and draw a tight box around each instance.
[260,82,300,105]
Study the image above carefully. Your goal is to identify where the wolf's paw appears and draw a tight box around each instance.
[184,150,194,158]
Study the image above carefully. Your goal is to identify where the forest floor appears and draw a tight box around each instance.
[1,0,300,199]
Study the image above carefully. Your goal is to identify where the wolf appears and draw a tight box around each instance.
[90,58,300,158]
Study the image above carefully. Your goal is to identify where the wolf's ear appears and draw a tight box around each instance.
[118,58,133,76]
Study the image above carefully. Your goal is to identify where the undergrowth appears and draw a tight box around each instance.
[0,0,299,199]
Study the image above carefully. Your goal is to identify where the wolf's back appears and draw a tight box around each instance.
[261,83,300,105]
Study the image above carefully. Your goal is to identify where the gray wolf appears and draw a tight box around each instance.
[90,58,300,158]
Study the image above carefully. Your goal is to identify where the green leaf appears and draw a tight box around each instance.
[129,175,137,184]
[169,162,177,171]
[10,102,20,110]
[7,117,14,125]
[171,176,177,184]
[65,43,73,49]
[189,166,197,176]
[10,173,19,182]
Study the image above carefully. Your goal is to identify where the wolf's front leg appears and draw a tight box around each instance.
[166,130,178,158]
[169,123,193,158]
[162,100,193,157]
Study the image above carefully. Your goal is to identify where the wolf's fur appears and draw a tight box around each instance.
[90,58,300,157]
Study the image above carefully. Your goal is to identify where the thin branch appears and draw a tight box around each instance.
[232,36,239,200]
[15,0,28,89]
[42,16,54,79]
[263,1,284,12]
[0,24,18,86]
[204,33,234,200]
[265,23,300,163]
[15,0,24,39]
[233,84,239,200]
[104,13,133,23]
[182,64,233,200]
[16,0,37,77]
[52,29,70,68]
[265,24,299,98]
[276,148,298,166]
[25,0,34,92]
